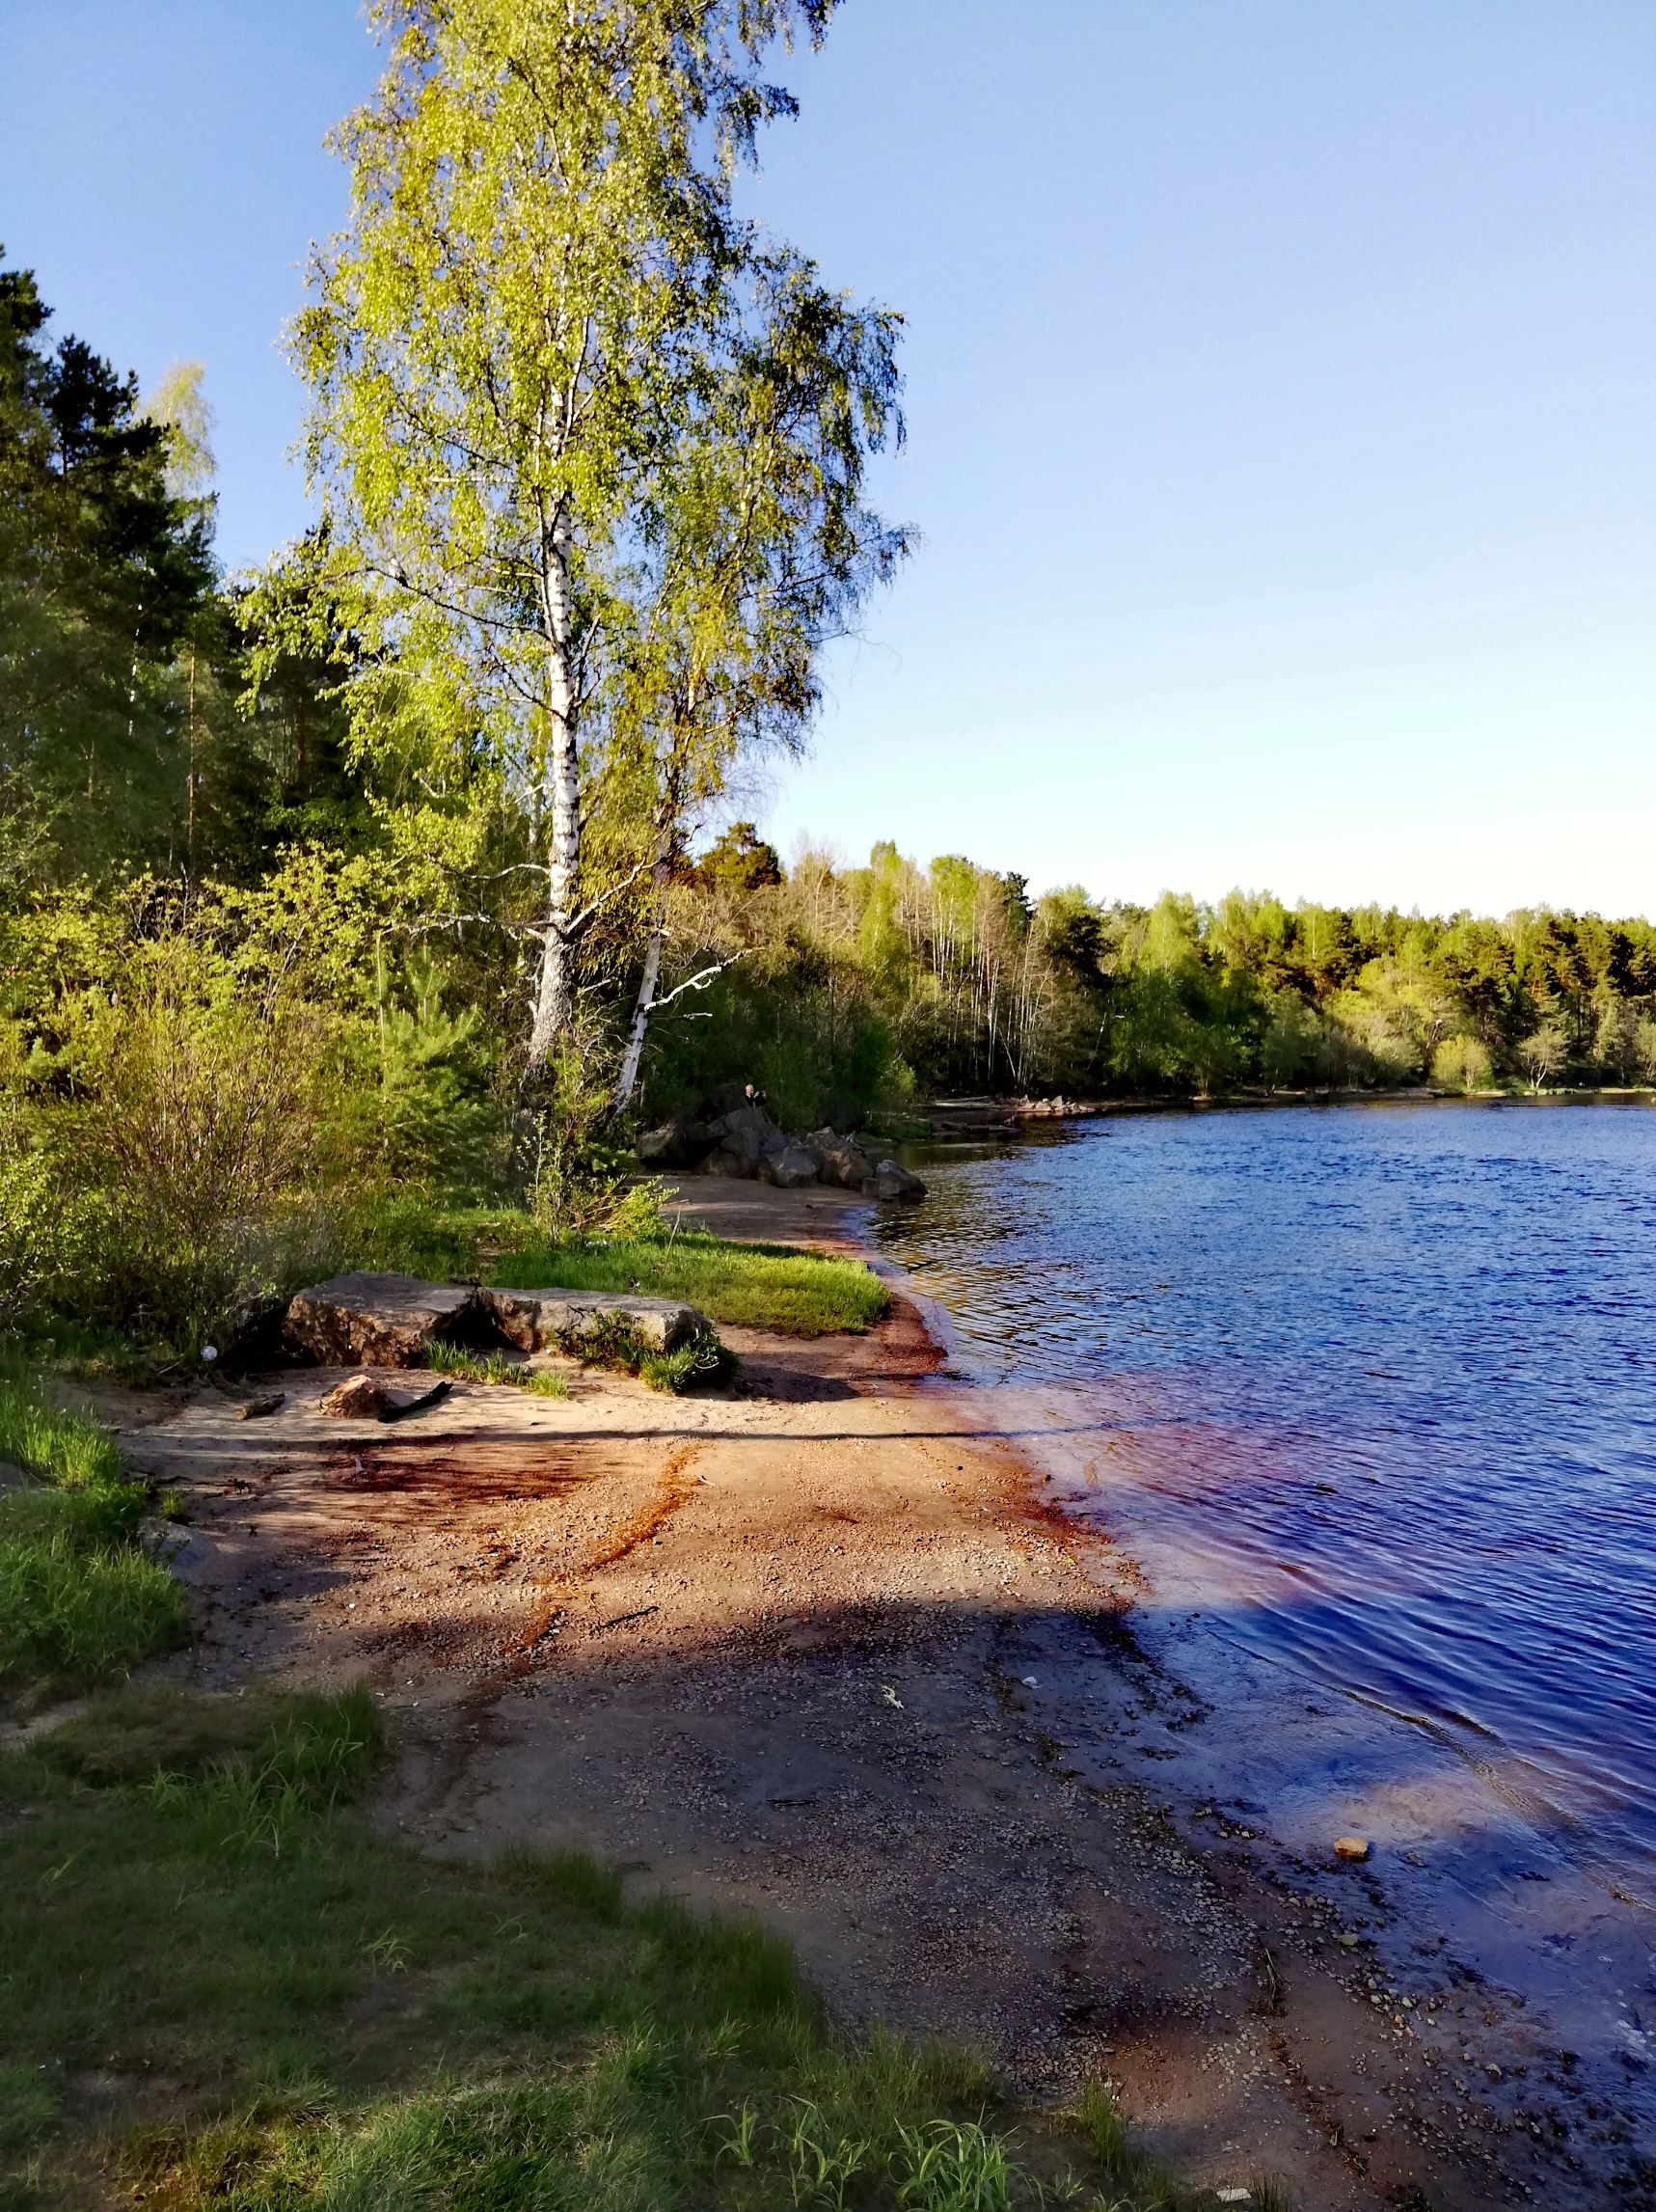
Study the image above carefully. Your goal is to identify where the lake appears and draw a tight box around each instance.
[874,1098,1656,2114]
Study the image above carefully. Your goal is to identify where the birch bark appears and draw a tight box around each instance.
[526,500,578,1082]
[613,839,668,1109]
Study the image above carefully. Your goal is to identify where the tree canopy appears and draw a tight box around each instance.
[277,0,906,1087]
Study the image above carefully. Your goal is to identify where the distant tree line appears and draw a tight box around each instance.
[641,832,1656,1126]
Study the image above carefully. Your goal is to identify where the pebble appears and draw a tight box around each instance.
[1335,1834,1371,1861]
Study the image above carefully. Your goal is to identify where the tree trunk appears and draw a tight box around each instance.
[614,878,665,1112]
[526,506,578,1084]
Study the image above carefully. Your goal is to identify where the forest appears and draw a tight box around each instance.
[3,0,1652,1368]
[4,231,1652,1365]
[652,828,1656,1124]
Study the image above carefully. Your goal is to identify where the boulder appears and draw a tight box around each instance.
[316,1375,450,1421]
[812,1133,873,1190]
[698,1150,755,1186]
[479,1286,712,1353]
[760,1140,821,1189]
[699,1100,782,1179]
[873,1158,927,1203]
[285,1272,479,1368]
[698,1079,768,1120]
[636,1106,719,1169]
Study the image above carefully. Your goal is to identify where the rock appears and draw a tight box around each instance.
[285,1272,479,1368]
[760,1140,820,1189]
[318,1374,394,1419]
[699,1080,768,1120]
[700,1138,759,1178]
[873,1158,926,1202]
[636,1118,685,1166]
[813,1132,873,1190]
[697,1100,785,1179]
[636,1106,718,1169]
[1334,1834,1371,1862]
[317,1375,451,1421]
[479,1286,712,1353]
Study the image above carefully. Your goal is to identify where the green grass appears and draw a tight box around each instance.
[330,1197,889,1338]
[489,1232,889,1337]
[0,1372,184,1694]
[0,1686,1163,2212]
[548,1311,740,1396]
[427,1318,734,1398]
[421,1342,571,1398]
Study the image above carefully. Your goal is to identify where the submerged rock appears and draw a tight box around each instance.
[873,1158,927,1203]
[285,1272,478,1368]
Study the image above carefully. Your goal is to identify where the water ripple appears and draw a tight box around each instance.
[877,1099,1656,1890]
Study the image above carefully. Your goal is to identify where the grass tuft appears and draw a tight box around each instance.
[332,1199,888,1338]
[551,1313,739,1395]
[0,1371,184,1692]
[422,1342,571,1397]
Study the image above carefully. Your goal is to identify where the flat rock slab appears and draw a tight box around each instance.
[480,1286,711,1353]
[285,1272,478,1368]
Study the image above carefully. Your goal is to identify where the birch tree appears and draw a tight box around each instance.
[286,0,841,1087]
[609,248,908,1107]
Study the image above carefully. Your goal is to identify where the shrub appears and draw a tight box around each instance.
[0,1109,61,1322]
[1430,1034,1493,1093]
[65,945,330,1347]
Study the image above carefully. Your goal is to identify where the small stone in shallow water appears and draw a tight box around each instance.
[1335,1834,1371,1861]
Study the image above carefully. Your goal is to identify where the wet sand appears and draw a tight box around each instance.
[95,1181,1632,2210]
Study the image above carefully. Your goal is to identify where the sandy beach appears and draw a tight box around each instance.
[100,1179,1621,2211]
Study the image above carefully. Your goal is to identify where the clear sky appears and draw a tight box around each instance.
[4,1,1651,916]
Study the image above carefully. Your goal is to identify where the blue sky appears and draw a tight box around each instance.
[4,2,1652,915]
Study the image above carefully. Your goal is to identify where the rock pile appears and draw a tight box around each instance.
[636,1083,926,1201]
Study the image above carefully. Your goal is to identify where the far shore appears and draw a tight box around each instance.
[88,1176,1599,2212]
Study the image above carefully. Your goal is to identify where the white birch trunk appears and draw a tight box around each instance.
[526,504,578,1082]
[614,881,665,1111]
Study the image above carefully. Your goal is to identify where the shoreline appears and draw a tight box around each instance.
[97,1181,1630,2209]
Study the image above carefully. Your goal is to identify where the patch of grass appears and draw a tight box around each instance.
[0,1372,184,1693]
[491,1230,889,1337]
[4,1311,178,1387]
[0,1685,1131,2210]
[421,1342,570,1397]
[291,1196,888,1338]
[553,1312,739,1396]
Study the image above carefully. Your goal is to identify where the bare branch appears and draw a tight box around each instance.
[652,948,747,1012]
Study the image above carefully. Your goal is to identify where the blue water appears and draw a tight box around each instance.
[876,1100,1656,1894]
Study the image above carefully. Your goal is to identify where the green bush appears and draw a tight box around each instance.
[49,944,333,1348]
[1430,1034,1493,1093]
